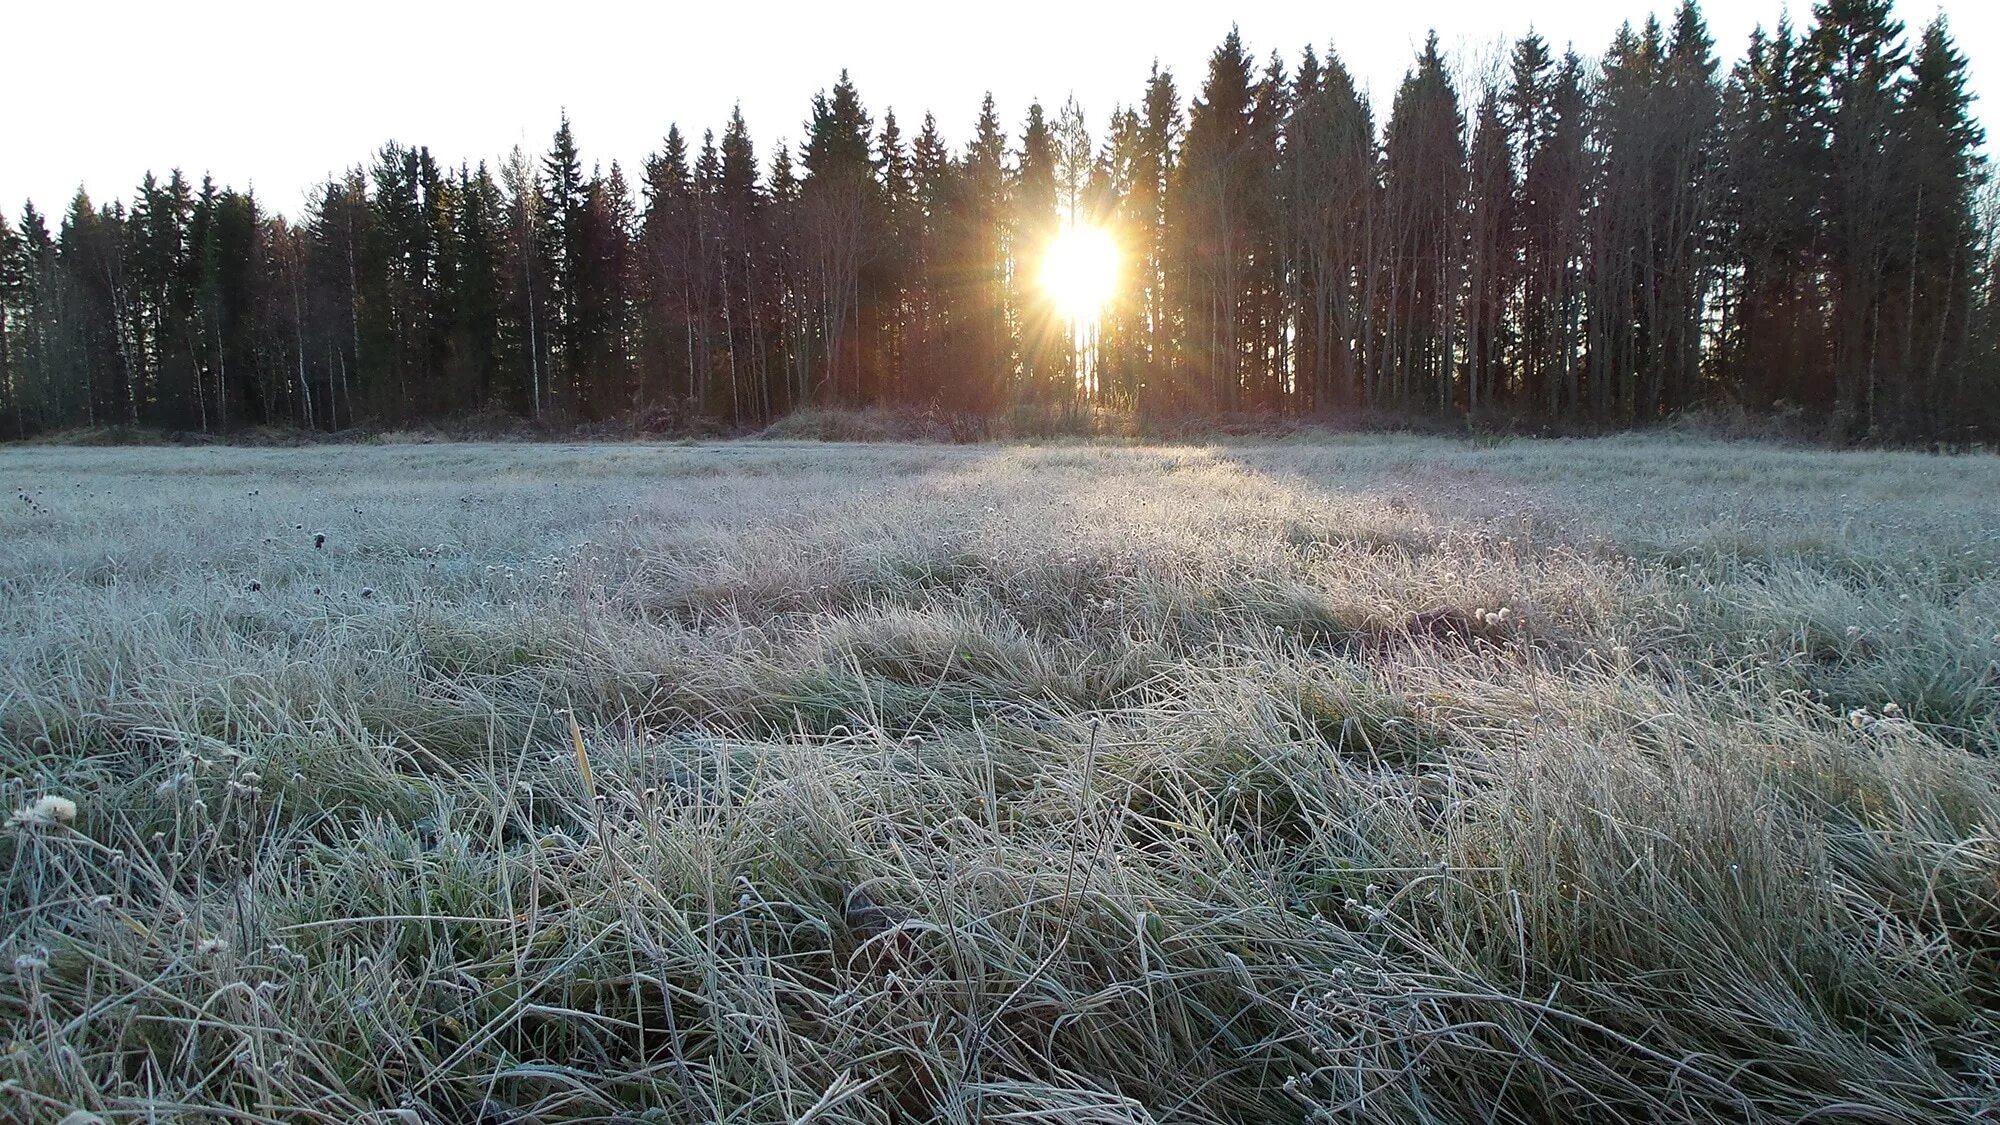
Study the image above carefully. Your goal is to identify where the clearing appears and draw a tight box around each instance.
[3,436,1999,1122]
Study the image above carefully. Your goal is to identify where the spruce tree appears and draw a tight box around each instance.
[1281,46,1374,412]
[1014,100,1061,402]
[907,112,953,401]
[800,71,876,401]
[541,114,588,417]
[718,108,769,423]
[1136,64,1182,405]
[1465,89,1513,415]
[1175,27,1258,410]
[866,109,911,402]
[1893,15,1986,439]
[0,207,17,435]
[945,93,1012,411]
[638,126,695,411]
[1810,0,1910,435]
[448,162,507,409]
[1380,32,1466,410]
[766,141,808,409]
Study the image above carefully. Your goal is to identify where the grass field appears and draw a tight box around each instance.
[3,435,1999,1123]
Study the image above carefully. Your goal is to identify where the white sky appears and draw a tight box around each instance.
[2,0,1992,222]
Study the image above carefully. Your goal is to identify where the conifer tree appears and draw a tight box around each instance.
[1282,47,1374,411]
[717,108,769,422]
[0,207,18,435]
[765,141,809,409]
[576,162,636,419]
[447,162,507,410]
[1464,88,1513,415]
[907,112,953,401]
[871,108,913,403]
[1380,33,1466,410]
[1893,15,1986,439]
[638,127,694,412]
[1717,20,1826,412]
[1014,100,1062,402]
[1246,51,1290,409]
[1810,0,1909,435]
[541,115,588,417]
[1175,27,1259,410]
[942,93,1011,412]
[797,72,876,402]
[9,204,62,428]
[1135,64,1182,406]
[3,14,1993,441]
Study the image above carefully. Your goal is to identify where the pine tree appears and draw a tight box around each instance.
[541,114,588,417]
[766,141,809,409]
[1135,64,1182,408]
[1464,88,1513,415]
[304,169,371,426]
[1892,15,1986,439]
[1014,100,1061,403]
[1174,27,1258,410]
[1095,105,1145,406]
[448,161,507,409]
[943,93,1012,412]
[872,108,912,403]
[638,126,695,412]
[496,146,546,419]
[1246,51,1290,410]
[907,112,954,403]
[693,131,724,412]
[56,190,133,426]
[204,187,262,424]
[800,71,876,402]
[5,20,1992,442]
[128,169,198,427]
[1380,32,1466,410]
[576,162,636,419]
[0,206,18,435]
[718,108,769,422]
[1717,20,1826,413]
[1810,0,1910,436]
[1281,46,1374,411]
[9,204,63,429]
[1052,96,1095,400]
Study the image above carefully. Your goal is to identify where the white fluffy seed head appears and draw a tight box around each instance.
[7,794,78,827]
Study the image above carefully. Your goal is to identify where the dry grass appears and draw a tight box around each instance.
[2,434,1998,1123]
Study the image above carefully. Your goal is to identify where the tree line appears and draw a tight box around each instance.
[0,0,1993,443]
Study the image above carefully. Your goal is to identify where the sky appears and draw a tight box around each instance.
[2,0,1993,223]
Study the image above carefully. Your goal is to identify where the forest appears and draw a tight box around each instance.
[0,0,1991,443]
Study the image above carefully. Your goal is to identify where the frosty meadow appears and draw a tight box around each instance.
[2,434,1999,1121]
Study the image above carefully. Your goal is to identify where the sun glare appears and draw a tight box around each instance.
[1040,223,1119,323]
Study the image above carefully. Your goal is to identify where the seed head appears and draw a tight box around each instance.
[7,794,78,828]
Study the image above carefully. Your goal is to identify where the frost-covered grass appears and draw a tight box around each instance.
[2,435,1998,1123]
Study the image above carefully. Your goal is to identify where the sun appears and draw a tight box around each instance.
[1040,223,1119,322]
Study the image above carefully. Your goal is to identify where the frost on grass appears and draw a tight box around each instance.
[2,436,1998,1123]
